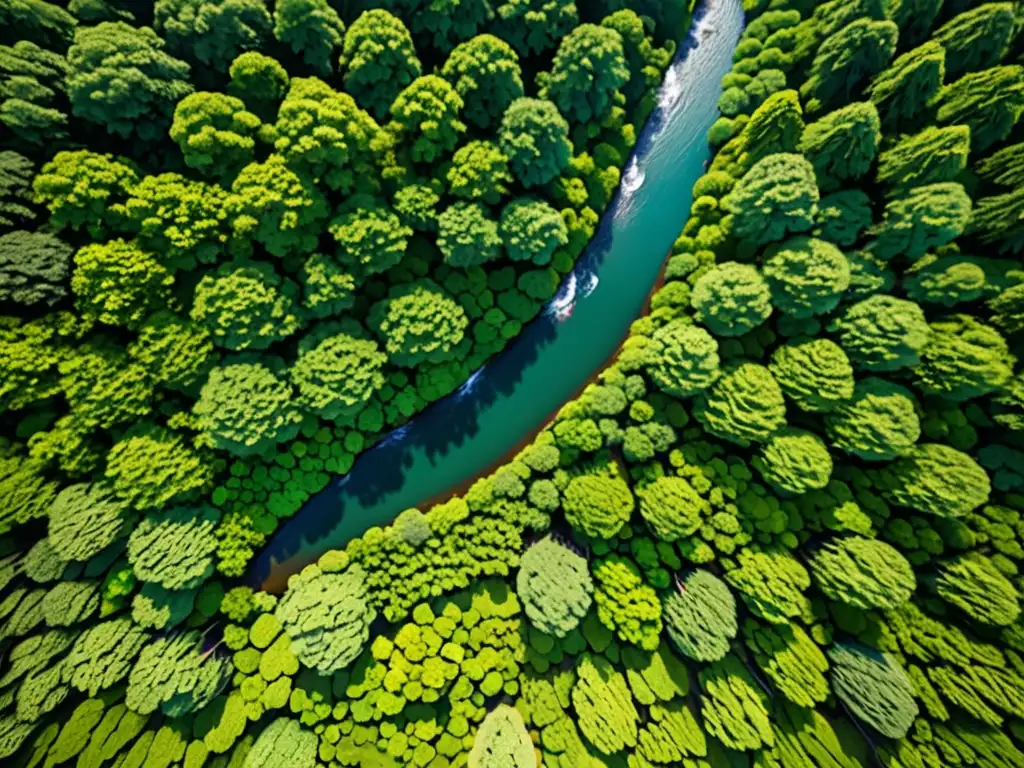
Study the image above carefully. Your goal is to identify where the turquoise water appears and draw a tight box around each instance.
[251,0,744,591]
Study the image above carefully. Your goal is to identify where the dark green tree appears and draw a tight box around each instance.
[0,231,70,308]
[441,34,523,129]
[499,97,572,188]
[493,0,578,56]
[798,102,880,191]
[825,377,920,461]
[867,41,944,132]
[368,278,469,366]
[154,0,271,73]
[801,19,897,113]
[341,9,421,119]
[722,153,818,246]
[193,361,303,456]
[273,0,344,76]
[388,75,465,163]
[540,24,629,124]
[762,236,850,318]
[931,2,1015,81]
[66,22,194,142]
[936,65,1024,152]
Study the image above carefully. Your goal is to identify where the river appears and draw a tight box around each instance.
[251,0,745,591]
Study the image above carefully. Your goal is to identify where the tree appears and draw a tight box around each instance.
[105,423,212,510]
[32,150,139,236]
[989,283,1024,336]
[493,0,578,56]
[273,0,344,75]
[273,77,381,194]
[227,154,329,258]
[754,428,833,494]
[562,472,634,539]
[725,548,811,625]
[722,153,818,246]
[663,570,737,662]
[801,19,898,113]
[646,321,720,397]
[437,202,502,267]
[882,443,991,518]
[691,262,772,337]
[292,331,386,420]
[540,24,629,124]
[799,102,880,191]
[816,189,873,247]
[66,22,194,142]
[903,253,990,308]
[169,92,262,180]
[937,553,1020,627]
[516,536,592,638]
[499,97,572,188]
[694,363,787,447]
[0,98,68,149]
[825,377,920,461]
[936,66,1024,153]
[128,505,219,590]
[603,9,668,104]
[0,231,70,308]
[329,196,410,276]
[341,9,421,119]
[499,197,567,266]
[971,186,1024,256]
[72,239,174,329]
[389,75,465,163]
[126,631,230,716]
[246,718,318,768]
[762,236,850,318]
[810,536,915,610]
[63,618,149,697]
[227,51,289,120]
[368,278,469,366]
[914,315,1015,402]
[128,311,213,390]
[469,705,534,768]
[125,173,236,270]
[868,41,944,133]
[867,182,972,261]
[447,140,512,205]
[406,0,493,53]
[931,3,1015,81]
[299,253,356,318]
[833,295,931,372]
[745,623,829,710]
[132,582,197,630]
[193,361,303,457]
[828,643,917,739]
[0,0,75,49]
[276,564,376,674]
[0,151,35,232]
[441,35,523,129]
[47,482,131,563]
[191,262,301,351]
[885,0,943,47]
[637,476,706,542]
[769,338,854,413]
[876,125,970,194]
[698,654,773,752]
[154,0,271,73]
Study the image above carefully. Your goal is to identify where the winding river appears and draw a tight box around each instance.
[251,0,744,591]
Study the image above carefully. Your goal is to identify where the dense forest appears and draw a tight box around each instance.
[2,0,1024,766]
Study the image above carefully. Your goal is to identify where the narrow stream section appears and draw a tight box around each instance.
[252,0,745,591]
